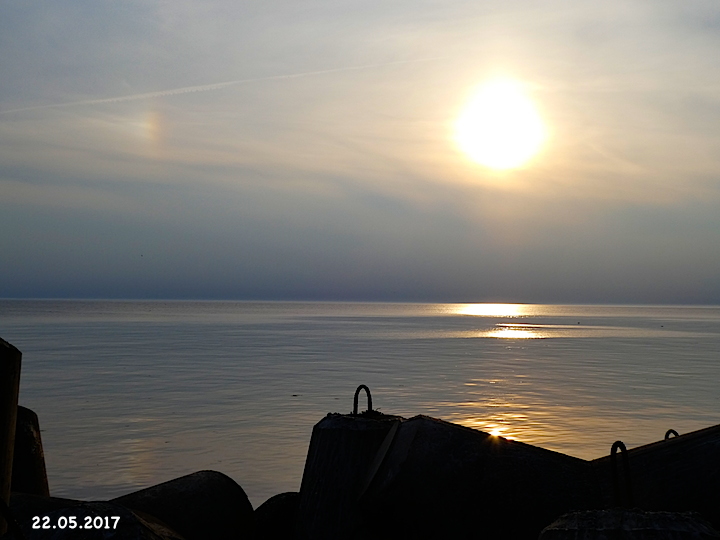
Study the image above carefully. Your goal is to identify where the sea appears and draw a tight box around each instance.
[1,300,720,508]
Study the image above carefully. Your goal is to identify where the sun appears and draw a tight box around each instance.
[455,79,546,170]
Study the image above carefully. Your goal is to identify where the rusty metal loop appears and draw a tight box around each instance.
[665,429,679,440]
[353,385,373,415]
[610,440,634,508]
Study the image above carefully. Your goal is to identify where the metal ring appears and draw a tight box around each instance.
[610,440,634,508]
[665,429,679,440]
[353,385,372,415]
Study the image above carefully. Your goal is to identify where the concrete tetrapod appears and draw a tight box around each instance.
[111,470,255,540]
[255,492,299,540]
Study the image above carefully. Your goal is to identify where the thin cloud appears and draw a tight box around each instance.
[0,57,445,116]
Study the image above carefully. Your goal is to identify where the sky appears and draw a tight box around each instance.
[2,0,720,303]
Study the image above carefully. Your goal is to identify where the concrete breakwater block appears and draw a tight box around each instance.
[295,410,593,540]
[1,338,22,537]
[296,410,404,540]
[356,415,594,540]
[539,509,720,539]
[255,492,299,540]
[11,406,49,497]
[589,424,720,531]
[3,493,184,539]
[111,470,255,540]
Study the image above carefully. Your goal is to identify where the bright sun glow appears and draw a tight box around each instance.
[455,79,546,170]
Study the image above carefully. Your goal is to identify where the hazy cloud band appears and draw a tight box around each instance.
[0,57,445,115]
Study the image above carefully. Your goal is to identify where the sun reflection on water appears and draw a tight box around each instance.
[461,417,517,439]
[487,326,542,339]
[455,303,527,317]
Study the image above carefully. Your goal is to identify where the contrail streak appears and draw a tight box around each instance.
[0,57,444,116]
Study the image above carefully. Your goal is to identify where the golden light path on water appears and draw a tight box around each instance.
[435,304,720,450]
[442,303,669,447]
[442,303,547,440]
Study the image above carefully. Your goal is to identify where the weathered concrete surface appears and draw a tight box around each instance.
[111,470,255,540]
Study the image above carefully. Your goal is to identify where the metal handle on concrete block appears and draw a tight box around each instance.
[353,385,372,415]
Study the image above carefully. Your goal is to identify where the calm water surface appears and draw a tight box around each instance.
[1,300,719,507]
